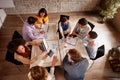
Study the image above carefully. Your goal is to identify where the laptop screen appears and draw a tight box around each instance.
[39,38,49,52]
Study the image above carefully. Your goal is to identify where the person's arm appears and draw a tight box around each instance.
[82,37,89,46]
[50,56,58,75]
[44,16,49,23]
[27,30,41,40]
[14,53,31,64]
[72,23,77,35]
[30,51,43,64]
[38,53,48,66]
[59,22,65,39]
[25,41,41,46]
[72,24,81,38]
[67,21,71,35]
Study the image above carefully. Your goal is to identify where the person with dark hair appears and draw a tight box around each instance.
[7,38,41,64]
[58,17,71,41]
[83,31,100,59]
[72,18,91,39]
[63,49,89,80]
[23,16,45,41]
[28,56,58,80]
[34,8,49,28]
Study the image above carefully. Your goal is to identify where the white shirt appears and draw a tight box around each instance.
[83,37,98,59]
[74,23,91,39]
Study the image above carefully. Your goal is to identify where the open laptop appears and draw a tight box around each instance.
[39,38,49,52]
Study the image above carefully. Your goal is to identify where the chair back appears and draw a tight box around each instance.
[88,21,95,31]
[96,45,105,58]
[12,30,23,40]
[90,45,105,60]
[98,45,105,51]
[59,15,70,22]
[5,51,23,65]
[5,30,23,65]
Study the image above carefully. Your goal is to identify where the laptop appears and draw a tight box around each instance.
[39,38,49,52]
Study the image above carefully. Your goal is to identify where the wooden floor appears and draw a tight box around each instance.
[0,12,120,80]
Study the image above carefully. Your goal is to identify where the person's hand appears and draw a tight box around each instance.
[40,30,45,34]
[30,57,37,64]
[52,56,58,67]
[42,53,48,60]
[34,42,41,46]
[68,34,73,37]
[64,38,67,42]
[25,42,30,46]
[88,41,94,46]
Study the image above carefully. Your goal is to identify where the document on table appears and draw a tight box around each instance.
[66,37,78,46]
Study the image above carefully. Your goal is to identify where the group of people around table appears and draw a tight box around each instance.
[7,8,104,80]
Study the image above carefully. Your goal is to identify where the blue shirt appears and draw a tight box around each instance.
[23,21,44,41]
[63,55,89,80]
[83,37,98,59]
[61,22,69,31]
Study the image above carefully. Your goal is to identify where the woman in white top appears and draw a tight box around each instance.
[58,17,71,41]
[28,55,58,80]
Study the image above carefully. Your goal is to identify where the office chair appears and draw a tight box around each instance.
[57,15,70,39]
[12,30,23,40]
[91,45,105,60]
[87,45,105,70]
[88,21,95,31]
[5,30,24,71]
[59,15,70,22]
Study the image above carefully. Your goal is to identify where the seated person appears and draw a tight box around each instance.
[28,56,58,80]
[23,16,45,41]
[58,17,71,41]
[7,38,41,64]
[34,8,49,28]
[72,18,91,39]
[83,31,103,60]
[63,49,89,80]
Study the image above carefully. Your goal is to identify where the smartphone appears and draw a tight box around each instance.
[48,50,54,57]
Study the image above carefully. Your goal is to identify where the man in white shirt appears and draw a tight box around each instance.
[72,18,91,39]
[83,31,99,60]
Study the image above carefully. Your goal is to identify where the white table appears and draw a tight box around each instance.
[30,23,92,68]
